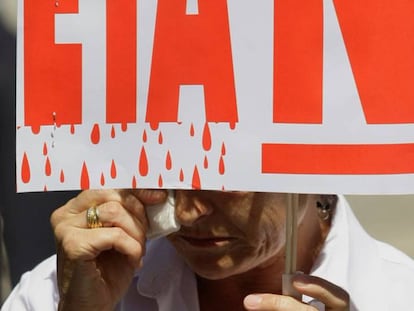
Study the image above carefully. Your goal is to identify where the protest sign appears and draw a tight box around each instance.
[16,0,414,194]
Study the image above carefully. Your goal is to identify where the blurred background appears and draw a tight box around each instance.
[0,0,413,305]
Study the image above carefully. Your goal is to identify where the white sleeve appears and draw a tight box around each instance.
[1,255,59,311]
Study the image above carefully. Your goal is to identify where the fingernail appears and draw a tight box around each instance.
[244,295,263,309]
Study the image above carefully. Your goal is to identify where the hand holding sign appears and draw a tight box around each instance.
[51,189,168,310]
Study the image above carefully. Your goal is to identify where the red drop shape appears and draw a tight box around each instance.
[110,159,117,178]
[192,166,201,189]
[132,176,137,188]
[21,152,31,184]
[221,142,226,155]
[150,122,159,131]
[142,129,147,143]
[60,170,65,183]
[121,123,128,132]
[111,125,116,138]
[91,124,100,144]
[179,168,184,182]
[166,151,172,170]
[158,174,163,187]
[80,162,90,189]
[229,122,236,130]
[203,155,209,169]
[100,173,105,186]
[43,142,48,156]
[45,157,52,176]
[139,146,149,176]
[219,155,225,175]
[31,125,40,134]
[70,124,75,134]
[190,123,195,137]
[158,131,163,144]
[202,123,211,151]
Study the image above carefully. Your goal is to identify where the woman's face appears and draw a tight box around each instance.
[168,191,312,280]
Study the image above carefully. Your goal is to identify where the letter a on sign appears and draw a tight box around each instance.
[146,0,238,124]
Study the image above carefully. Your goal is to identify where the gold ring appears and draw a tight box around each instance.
[86,206,102,229]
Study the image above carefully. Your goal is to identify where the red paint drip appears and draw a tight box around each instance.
[132,176,137,188]
[44,185,48,192]
[158,174,163,187]
[192,166,201,189]
[190,123,195,137]
[31,125,40,134]
[70,124,75,134]
[60,170,65,183]
[229,122,236,130]
[121,123,128,132]
[221,142,226,155]
[45,157,52,176]
[150,122,159,131]
[111,125,116,138]
[43,142,48,156]
[142,129,147,143]
[91,123,100,144]
[21,152,31,183]
[110,159,117,178]
[158,131,163,144]
[139,146,149,176]
[166,150,172,170]
[100,173,105,186]
[179,168,184,182]
[80,162,90,190]
[202,123,212,151]
[203,155,209,169]
[219,155,225,175]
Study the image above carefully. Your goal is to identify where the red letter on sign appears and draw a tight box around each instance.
[146,0,237,124]
[263,0,414,175]
[333,0,414,124]
[24,0,81,128]
[106,0,137,124]
[274,0,323,123]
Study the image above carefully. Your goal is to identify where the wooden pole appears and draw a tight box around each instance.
[282,193,301,298]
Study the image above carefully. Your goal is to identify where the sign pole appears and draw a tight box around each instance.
[282,193,301,299]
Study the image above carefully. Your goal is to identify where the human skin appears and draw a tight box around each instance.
[51,189,349,311]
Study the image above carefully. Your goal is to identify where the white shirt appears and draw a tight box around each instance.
[3,196,414,311]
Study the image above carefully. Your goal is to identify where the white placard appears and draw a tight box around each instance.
[16,0,414,194]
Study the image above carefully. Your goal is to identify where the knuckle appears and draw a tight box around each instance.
[111,226,125,240]
[102,202,121,219]
[53,222,66,240]
[60,232,81,259]
[50,208,61,227]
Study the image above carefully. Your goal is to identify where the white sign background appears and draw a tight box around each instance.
[16,0,414,194]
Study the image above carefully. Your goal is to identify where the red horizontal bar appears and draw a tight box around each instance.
[262,143,414,174]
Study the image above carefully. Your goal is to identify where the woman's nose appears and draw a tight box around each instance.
[174,190,213,226]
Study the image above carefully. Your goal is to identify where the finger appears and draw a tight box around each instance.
[52,190,149,229]
[56,202,147,247]
[293,275,349,310]
[244,294,317,311]
[90,201,147,242]
[60,226,144,268]
[69,189,126,213]
[129,189,169,205]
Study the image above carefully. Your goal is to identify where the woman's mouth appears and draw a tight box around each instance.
[179,235,236,248]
